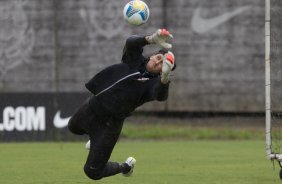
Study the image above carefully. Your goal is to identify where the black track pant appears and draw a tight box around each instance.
[68,99,129,180]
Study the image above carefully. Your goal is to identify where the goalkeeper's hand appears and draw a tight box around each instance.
[161,51,175,84]
[146,29,173,49]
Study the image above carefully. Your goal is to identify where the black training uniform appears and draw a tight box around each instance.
[68,35,170,180]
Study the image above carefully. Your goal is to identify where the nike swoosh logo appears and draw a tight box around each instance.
[191,6,251,34]
[53,111,71,128]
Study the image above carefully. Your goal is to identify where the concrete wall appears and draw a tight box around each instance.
[0,0,265,112]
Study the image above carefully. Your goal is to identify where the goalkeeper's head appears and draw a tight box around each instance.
[146,50,176,74]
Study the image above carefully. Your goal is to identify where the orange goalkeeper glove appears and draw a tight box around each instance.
[161,51,175,84]
[146,29,173,49]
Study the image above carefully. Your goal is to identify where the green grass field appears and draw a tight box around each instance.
[0,140,281,184]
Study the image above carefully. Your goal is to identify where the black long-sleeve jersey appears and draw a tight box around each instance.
[85,35,169,116]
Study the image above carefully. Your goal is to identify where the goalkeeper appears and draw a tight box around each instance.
[68,28,176,180]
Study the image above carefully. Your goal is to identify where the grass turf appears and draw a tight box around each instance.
[121,123,265,140]
[0,140,280,184]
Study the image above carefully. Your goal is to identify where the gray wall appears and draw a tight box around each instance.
[0,0,264,112]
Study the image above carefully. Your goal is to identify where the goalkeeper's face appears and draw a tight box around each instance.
[146,54,164,74]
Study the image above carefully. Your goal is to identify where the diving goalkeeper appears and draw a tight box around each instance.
[68,28,176,180]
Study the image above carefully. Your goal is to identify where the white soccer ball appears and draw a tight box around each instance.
[123,0,150,26]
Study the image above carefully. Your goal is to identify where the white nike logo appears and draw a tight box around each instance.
[53,111,71,128]
[191,6,250,34]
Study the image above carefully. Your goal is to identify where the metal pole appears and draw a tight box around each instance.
[265,0,272,160]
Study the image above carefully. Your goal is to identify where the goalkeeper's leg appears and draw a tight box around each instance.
[68,100,92,135]
[83,116,134,180]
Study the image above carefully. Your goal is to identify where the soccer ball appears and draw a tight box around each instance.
[123,0,150,26]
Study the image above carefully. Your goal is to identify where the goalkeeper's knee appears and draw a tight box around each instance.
[84,164,103,180]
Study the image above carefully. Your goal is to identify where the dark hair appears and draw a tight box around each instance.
[156,49,176,71]
[157,49,168,55]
